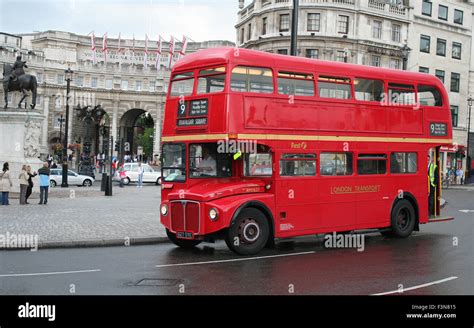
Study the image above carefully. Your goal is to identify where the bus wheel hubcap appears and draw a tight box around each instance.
[397,209,409,230]
[239,219,260,243]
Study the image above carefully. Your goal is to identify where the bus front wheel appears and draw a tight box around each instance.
[166,229,202,248]
[388,200,416,238]
[225,208,270,255]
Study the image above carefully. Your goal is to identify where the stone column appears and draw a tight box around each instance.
[41,95,50,153]
[112,100,119,157]
[153,102,162,156]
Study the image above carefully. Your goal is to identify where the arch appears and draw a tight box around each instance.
[118,108,155,162]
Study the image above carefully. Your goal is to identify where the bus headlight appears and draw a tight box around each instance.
[208,208,218,221]
[160,204,168,216]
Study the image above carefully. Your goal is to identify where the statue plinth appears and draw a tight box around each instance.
[0,109,44,192]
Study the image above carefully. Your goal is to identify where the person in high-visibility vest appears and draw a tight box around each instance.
[428,154,439,216]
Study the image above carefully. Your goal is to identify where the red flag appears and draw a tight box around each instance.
[168,36,175,68]
[178,35,188,60]
[156,35,163,70]
[89,31,96,64]
[102,32,108,64]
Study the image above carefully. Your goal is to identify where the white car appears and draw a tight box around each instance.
[49,169,95,187]
[117,163,162,185]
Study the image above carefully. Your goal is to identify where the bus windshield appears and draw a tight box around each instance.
[189,143,232,178]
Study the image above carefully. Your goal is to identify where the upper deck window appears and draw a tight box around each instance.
[354,78,384,102]
[318,76,352,99]
[170,71,194,97]
[277,71,315,96]
[197,66,226,94]
[231,66,274,93]
[418,85,443,107]
[387,83,416,106]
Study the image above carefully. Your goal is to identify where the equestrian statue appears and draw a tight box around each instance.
[2,55,37,109]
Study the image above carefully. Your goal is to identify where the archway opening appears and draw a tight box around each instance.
[119,109,155,163]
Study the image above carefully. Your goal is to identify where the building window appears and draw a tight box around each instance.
[438,5,448,20]
[450,73,460,93]
[280,14,290,32]
[240,28,245,44]
[106,79,113,89]
[419,66,429,73]
[372,20,382,39]
[91,77,98,88]
[338,15,349,34]
[371,55,381,67]
[452,42,462,60]
[262,17,267,35]
[389,58,401,70]
[420,35,431,53]
[247,23,252,40]
[277,49,288,55]
[454,9,463,25]
[306,49,319,59]
[436,39,446,56]
[422,0,432,16]
[36,72,43,83]
[435,70,445,83]
[136,80,142,91]
[57,74,64,85]
[451,106,458,127]
[391,24,401,42]
[55,96,62,109]
[307,13,320,32]
[75,76,84,87]
[3,36,7,43]
[149,81,156,92]
[336,51,346,62]
[121,80,128,90]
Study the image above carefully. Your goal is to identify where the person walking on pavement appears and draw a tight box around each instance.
[137,162,144,188]
[119,165,126,188]
[38,162,50,205]
[19,165,29,205]
[25,165,37,204]
[428,154,439,216]
[0,162,13,205]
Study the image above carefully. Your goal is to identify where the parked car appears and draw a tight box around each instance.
[49,169,95,187]
[116,163,161,185]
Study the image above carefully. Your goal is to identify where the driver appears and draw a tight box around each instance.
[196,146,216,176]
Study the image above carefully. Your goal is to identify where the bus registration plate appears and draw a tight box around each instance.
[176,231,194,239]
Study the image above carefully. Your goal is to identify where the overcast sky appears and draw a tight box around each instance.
[0,0,250,42]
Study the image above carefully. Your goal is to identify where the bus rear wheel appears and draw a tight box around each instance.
[225,208,270,255]
[388,200,416,238]
[166,229,202,248]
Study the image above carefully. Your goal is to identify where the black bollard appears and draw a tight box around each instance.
[100,172,107,192]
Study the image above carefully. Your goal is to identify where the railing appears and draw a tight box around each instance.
[368,0,407,16]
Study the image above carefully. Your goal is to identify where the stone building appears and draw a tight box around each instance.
[0,30,234,162]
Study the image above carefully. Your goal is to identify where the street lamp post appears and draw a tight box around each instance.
[290,0,299,56]
[466,96,473,184]
[401,44,411,70]
[61,67,74,188]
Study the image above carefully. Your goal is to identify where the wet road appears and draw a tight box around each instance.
[0,189,472,295]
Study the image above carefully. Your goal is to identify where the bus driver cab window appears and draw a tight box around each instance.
[196,146,217,176]
[189,144,232,178]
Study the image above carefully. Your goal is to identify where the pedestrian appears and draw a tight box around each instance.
[25,165,37,204]
[137,162,144,188]
[0,162,13,205]
[38,162,50,205]
[19,164,29,205]
[456,168,462,185]
[119,166,126,188]
[47,154,53,167]
[51,161,58,169]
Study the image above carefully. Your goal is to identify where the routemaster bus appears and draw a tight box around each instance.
[160,48,453,255]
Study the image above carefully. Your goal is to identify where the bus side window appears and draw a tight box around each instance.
[418,85,443,107]
[387,83,416,106]
[231,66,274,93]
[354,78,384,102]
[320,153,353,176]
[280,154,316,176]
[318,76,352,99]
[390,152,417,174]
[277,71,315,96]
[357,154,387,175]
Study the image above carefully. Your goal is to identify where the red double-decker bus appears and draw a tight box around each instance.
[160,48,453,255]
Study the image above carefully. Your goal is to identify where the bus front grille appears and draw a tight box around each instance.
[170,201,200,234]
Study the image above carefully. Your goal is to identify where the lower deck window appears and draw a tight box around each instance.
[357,154,387,175]
[320,153,353,176]
[390,152,417,174]
[280,154,316,176]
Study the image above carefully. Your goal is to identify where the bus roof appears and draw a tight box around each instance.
[173,47,443,87]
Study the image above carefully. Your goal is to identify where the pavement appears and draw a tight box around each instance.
[0,183,168,249]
